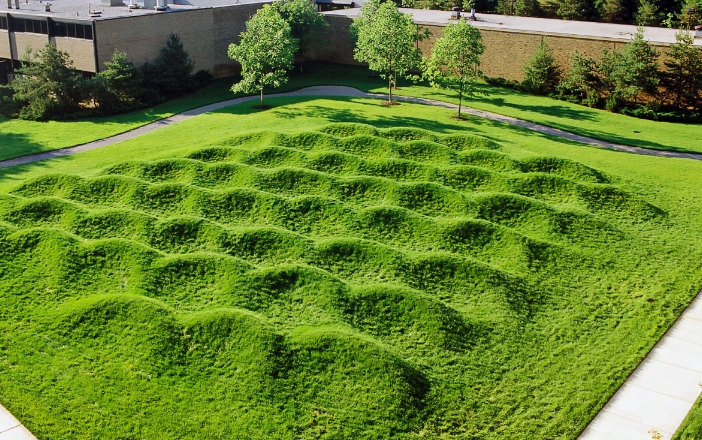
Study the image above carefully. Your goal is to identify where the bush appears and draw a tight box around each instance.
[522,37,561,95]
[662,30,702,111]
[10,43,88,120]
[92,50,145,115]
[558,51,601,107]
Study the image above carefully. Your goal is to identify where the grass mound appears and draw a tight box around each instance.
[0,120,686,440]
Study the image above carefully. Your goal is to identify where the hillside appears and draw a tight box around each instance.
[1,98,701,439]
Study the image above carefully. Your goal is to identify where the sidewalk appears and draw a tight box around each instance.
[579,290,702,440]
[0,404,35,440]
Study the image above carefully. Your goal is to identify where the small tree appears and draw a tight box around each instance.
[142,33,195,100]
[275,0,327,71]
[352,1,421,104]
[558,51,601,106]
[662,30,702,110]
[11,43,86,120]
[608,27,659,105]
[424,18,485,118]
[635,0,659,25]
[92,50,144,115]
[522,37,561,95]
[228,4,297,107]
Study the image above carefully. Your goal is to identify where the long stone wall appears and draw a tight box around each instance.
[311,15,672,82]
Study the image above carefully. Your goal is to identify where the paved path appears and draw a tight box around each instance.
[579,288,702,440]
[0,404,35,440]
[1,85,701,170]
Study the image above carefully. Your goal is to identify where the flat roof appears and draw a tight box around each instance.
[324,8,702,46]
[0,0,267,20]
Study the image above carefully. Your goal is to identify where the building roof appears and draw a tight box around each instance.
[1,0,267,20]
[323,8,702,46]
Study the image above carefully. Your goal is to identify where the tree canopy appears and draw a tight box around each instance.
[424,18,485,118]
[275,0,327,70]
[351,1,421,103]
[228,4,298,106]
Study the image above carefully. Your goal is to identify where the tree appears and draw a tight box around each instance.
[615,27,659,102]
[497,0,542,16]
[424,18,485,118]
[351,1,421,104]
[10,43,86,120]
[635,0,659,25]
[662,30,702,109]
[558,51,601,106]
[275,0,327,71]
[522,37,561,95]
[92,50,144,115]
[228,4,297,107]
[142,33,195,99]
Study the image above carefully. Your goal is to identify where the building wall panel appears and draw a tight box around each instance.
[211,2,268,78]
[53,37,96,72]
[11,32,49,60]
[0,30,10,58]
[95,9,216,74]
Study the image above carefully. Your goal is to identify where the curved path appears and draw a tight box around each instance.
[1,85,701,170]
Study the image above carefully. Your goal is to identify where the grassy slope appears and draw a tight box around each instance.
[674,394,702,439]
[1,97,701,439]
[1,63,700,162]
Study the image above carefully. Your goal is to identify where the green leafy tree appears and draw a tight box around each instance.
[92,50,144,115]
[558,51,601,106]
[228,4,298,107]
[351,1,421,103]
[662,30,702,109]
[522,37,562,95]
[10,43,86,120]
[424,18,485,118]
[275,0,327,71]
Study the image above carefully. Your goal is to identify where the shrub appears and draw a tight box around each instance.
[558,51,601,107]
[92,50,145,115]
[522,38,561,95]
[662,30,702,110]
[10,43,88,120]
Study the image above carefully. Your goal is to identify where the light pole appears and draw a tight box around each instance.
[510,0,516,15]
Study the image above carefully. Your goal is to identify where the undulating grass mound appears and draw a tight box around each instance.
[0,120,697,440]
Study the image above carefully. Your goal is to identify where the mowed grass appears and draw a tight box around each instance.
[1,63,700,162]
[1,97,702,439]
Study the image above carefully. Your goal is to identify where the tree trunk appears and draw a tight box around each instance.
[388,75,393,103]
[458,84,463,118]
[260,87,264,107]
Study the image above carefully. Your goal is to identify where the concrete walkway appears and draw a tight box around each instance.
[579,289,702,440]
[0,404,35,440]
[1,85,702,170]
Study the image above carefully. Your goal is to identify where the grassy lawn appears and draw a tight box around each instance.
[1,96,701,439]
[1,63,700,162]
[674,395,702,439]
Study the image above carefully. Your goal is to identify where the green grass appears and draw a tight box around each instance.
[1,97,702,439]
[674,394,702,440]
[1,62,700,162]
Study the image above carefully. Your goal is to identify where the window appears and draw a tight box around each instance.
[52,21,93,40]
[0,16,8,30]
[11,18,48,35]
